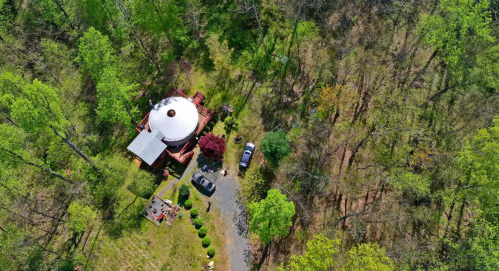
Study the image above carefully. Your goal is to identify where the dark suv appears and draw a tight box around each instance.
[239,142,255,169]
[192,173,216,193]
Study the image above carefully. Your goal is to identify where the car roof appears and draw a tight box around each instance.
[193,172,202,180]
[246,142,255,148]
[242,152,251,162]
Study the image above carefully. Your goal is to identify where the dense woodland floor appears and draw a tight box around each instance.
[2,0,499,270]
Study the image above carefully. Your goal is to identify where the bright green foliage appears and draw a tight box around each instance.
[455,118,499,223]
[476,45,499,90]
[184,199,193,209]
[0,227,28,270]
[248,189,295,245]
[420,0,493,74]
[342,243,394,271]
[66,202,98,234]
[129,0,189,45]
[96,67,137,124]
[179,184,190,199]
[37,0,78,37]
[127,169,156,198]
[0,124,31,166]
[78,27,118,81]
[389,169,430,197]
[198,226,207,238]
[278,234,339,271]
[0,72,68,133]
[224,116,239,133]
[207,247,216,257]
[190,208,198,218]
[202,237,211,247]
[441,220,499,270]
[89,155,131,210]
[0,0,13,43]
[194,218,203,229]
[260,130,292,167]
[206,34,233,74]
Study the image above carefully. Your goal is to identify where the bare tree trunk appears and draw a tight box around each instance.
[0,147,74,184]
[50,126,94,165]
[407,49,438,90]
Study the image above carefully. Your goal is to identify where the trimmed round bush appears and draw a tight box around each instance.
[184,199,192,210]
[207,247,216,257]
[202,237,211,247]
[190,208,198,218]
[194,218,203,229]
[198,226,208,238]
[179,184,190,199]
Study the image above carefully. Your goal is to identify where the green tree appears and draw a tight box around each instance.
[260,130,292,167]
[66,202,98,234]
[451,117,499,226]
[0,0,14,43]
[248,189,295,245]
[96,67,138,124]
[127,169,156,199]
[278,234,339,271]
[0,72,93,164]
[0,124,72,183]
[419,0,493,75]
[0,226,29,270]
[241,167,268,203]
[77,27,118,81]
[224,116,239,133]
[440,220,499,270]
[206,34,233,78]
[342,243,394,271]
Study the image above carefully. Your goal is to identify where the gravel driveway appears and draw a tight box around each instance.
[196,166,250,271]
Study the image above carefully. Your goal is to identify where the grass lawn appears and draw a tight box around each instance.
[91,173,230,271]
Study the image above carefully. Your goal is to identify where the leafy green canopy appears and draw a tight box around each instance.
[342,243,395,271]
[66,202,97,234]
[420,0,494,75]
[260,130,292,167]
[0,72,69,133]
[278,234,339,271]
[248,189,295,245]
[456,117,499,223]
[441,220,499,270]
[96,67,138,124]
[78,27,118,81]
[78,28,137,124]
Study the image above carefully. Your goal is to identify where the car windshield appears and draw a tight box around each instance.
[242,153,250,162]
[206,182,213,188]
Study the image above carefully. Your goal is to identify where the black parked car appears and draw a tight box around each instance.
[192,173,216,193]
[239,142,255,169]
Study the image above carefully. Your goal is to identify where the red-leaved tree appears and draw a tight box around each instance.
[199,133,226,162]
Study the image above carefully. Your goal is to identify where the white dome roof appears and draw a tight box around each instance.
[149,97,199,146]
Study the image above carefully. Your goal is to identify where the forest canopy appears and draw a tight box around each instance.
[1,0,499,270]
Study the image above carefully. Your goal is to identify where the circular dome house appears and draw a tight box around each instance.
[149,97,199,146]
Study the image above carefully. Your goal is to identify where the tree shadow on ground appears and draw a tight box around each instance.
[196,154,224,172]
[190,180,215,198]
[104,203,146,239]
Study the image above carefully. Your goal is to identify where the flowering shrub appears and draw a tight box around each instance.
[199,133,226,162]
